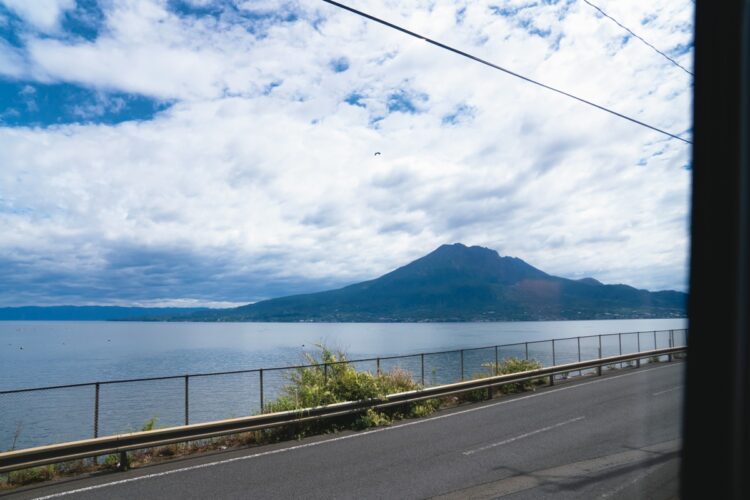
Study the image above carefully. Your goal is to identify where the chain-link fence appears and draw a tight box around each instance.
[0,329,687,451]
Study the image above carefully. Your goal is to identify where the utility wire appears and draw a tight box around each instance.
[582,0,694,77]
[321,0,692,145]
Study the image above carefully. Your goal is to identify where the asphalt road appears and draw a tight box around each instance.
[5,361,685,500]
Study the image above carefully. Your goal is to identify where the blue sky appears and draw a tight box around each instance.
[0,0,694,307]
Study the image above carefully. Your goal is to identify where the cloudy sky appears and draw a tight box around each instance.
[0,0,693,308]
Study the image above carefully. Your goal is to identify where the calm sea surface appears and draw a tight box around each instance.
[0,319,687,390]
[0,319,688,450]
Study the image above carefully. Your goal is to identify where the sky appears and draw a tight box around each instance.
[0,0,694,308]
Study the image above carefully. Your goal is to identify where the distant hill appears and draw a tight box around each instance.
[0,306,208,321]
[143,243,687,322]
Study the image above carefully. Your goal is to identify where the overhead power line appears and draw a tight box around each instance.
[582,0,694,77]
[321,0,692,145]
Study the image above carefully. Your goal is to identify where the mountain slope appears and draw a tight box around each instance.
[169,243,686,322]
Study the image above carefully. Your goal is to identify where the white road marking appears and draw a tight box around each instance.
[462,416,585,456]
[652,385,683,396]
[31,363,681,500]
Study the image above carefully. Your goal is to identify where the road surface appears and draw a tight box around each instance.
[4,361,684,499]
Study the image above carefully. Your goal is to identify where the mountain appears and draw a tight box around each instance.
[0,306,208,321]
[151,243,686,322]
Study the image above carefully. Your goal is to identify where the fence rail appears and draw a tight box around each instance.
[0,346,686,474]
[0,329,687,452]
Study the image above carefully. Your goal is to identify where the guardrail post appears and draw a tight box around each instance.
[460,350,464,381]
[597,335,602,376]
[94,383,100,439]
[577,337,582,377]
[494,346,499,375]
[550,340,555,385]
[376,358,381,376]
[636,333,641,368]
[324,363,328,383]
[259,369,264,413]
[618,333,623,369]
[421,353,425,386]
[184,375,189,426]
[653,331,658,362]
[668,330,674,361]
[118,451,129,471]
[524,342,529,360]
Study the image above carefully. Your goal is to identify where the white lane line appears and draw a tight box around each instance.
[31,363,680,500]
[462,416,585,456]
[652,385,683,396]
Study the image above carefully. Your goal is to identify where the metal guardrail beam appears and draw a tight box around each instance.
[0,346,685,473]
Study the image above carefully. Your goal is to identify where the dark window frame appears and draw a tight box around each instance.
[682,1,750,498]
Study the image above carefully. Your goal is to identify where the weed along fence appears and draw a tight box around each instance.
[0,329,687,453]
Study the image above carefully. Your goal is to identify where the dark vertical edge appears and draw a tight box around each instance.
[683,1,750,499]
[259,369,264,414]
[184,375,189,426]
[94,383,100,439]
[421,353,425,386]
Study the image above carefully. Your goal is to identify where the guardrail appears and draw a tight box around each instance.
[0,328,687,453]
[0,346,686,473]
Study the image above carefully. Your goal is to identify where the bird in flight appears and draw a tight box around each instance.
[374,152,381,156]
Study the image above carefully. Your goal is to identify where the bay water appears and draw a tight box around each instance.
[0,318,687,450]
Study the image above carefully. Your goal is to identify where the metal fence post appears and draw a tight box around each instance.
[94,383,100,438]
[324,363,328,383]
[653,330,659,362]
[460,350,464,381]
[550,340,555,386]
[421,353,425,386]
[495,345,499,375]
[525,342,529,360]
[637,332,641,368]
[259,369,264,413]
[597,335,602,376]
[577,336,582,377]
[668,330,674,361]
[376,358,381,376]
[618,333,623,369]
[184,375,189,426]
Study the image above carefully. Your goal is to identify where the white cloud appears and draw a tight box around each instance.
[0,0,75,32]
[0,38,26,77]
[0,0,694,305]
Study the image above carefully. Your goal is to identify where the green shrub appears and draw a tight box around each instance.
[103,454,120,468]
[140,417,157,432]
[354,409,391,429]
[264,345,432,436]
[481,357,545,394]
[408,398,440,418]
[265,345,420,413]
[4,465,55,486]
